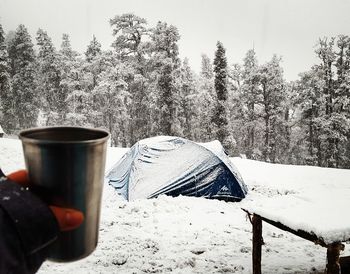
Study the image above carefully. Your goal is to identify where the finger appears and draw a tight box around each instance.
[7,170,30,187]
[49,206,84,232]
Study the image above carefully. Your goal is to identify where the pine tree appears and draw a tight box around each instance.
[292,36,350,168]
[0,24,9,90]
[60,33,76,60]
[151,21,181,136]
[295,67,324,166]
[110,13,150,144]
[9,24,38,130]
[85,35,101,62]
[36,29,63,124]
[213,41,232,153]
[0,24,14,133]
[300,36,350,168]
[198,54,215,141]
[91,54,131,146]
[259,55,286,162]
[110,13,148,59]
[280,82,294,164]
[201,54,214,79]
[331,35,350,167]
[58,34,88,126]
[227,63,245,156]
[178,58,197,139]
[240,49,261,158]
[314,38,336,167]
[84,35,103,94]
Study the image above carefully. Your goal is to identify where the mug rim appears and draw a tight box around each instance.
[19,126,110,145]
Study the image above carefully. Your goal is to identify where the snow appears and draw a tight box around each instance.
[235,159,350,244]
[0,137,349,273]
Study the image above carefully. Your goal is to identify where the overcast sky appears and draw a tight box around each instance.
[1,0,349,80]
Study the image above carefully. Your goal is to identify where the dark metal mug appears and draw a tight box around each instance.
[19,126,109,262]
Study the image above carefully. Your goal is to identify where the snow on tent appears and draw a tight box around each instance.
[106,136,248,201]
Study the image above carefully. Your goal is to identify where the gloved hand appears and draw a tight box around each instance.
[7,170,84,231]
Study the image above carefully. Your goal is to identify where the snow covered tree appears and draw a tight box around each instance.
[110,13,148,60]
[197,54,215,141]
[240,49,261,159]
[258,55,286,162]
[292,36,350,168]
[280,82,296,164]
[83,35,103,96]
[2,15,349,168]
[58,34,89,126]
[151,21,181,136]
[201,54,214,79]
[60,33,76,60]
[85,35,101,62]
[213,41,233,153]
[315,38,338,167]
[334,35,350,168]
[64,65,91,127]
[36,29,64,124]
[227,63,245,155]
[83,35,103,101]
[91,53,131,146]
[110,13,151,144]
[314,36,350,168]
[0,24,9,88]
[8,24,38,130]
[178,58,198,139]
[295,67,325,166]
[0,24,14,133]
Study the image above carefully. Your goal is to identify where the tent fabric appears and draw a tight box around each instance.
[106,136,248,201]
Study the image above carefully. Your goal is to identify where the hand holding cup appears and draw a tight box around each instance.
[7,169,84,232]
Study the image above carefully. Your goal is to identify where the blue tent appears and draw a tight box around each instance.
[106,136,248,201]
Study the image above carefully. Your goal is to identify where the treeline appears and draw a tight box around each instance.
[0,14,350,168]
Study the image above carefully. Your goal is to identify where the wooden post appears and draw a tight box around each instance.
[326,242,345,274]
[252,214,263,274]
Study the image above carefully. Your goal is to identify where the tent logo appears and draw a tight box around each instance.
[217,185,230,195]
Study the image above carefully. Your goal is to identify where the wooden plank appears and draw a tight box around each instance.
[258,215,328,248]
[242,209,328,247]
[326,243,345,274]
[252,214,262,274]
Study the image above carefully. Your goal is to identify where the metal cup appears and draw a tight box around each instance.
[19,126,109,262]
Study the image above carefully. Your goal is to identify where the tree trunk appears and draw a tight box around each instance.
[308,110,314,161]
[264,116,270,161]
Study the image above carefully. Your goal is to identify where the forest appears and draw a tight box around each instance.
[0,13,349,169]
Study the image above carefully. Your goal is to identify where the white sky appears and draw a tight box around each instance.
[1,0,349,80]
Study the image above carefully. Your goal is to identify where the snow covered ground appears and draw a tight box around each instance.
[0,138,349,274]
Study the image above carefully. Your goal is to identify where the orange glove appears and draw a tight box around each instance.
[7,170,84,232]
